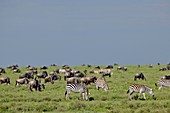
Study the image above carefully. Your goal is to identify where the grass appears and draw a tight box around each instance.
[0,64,170,113]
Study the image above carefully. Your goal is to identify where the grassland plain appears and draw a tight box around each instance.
[0,65,170,113]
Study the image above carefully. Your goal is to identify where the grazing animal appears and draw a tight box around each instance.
[155,78,170,90]
[64,72,74,80]
[161,75,170,80]
[65,83,89,100]
[37,71,48,79]
[106,65,113,69]
[40,66,48,70]
[100,69,112,77]
[13,69,21,73]
[28,78,44,91]
[127,84,154,100]
[134,73,146,81]
[80,76,97,85]
[96,76,109,91]
[67,77,81,84]
[0,77,10,84]
[117,66,127,71]
[44,75,61,84]
[19,71,34,79]
[0,68,6,74]
[15,78,30,86]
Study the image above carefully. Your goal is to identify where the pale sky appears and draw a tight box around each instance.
[0,0,170,67]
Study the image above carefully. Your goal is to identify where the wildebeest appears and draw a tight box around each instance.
[0,77,10,84]
[161,75,170,80]
[44,75,61,84]
[36,71,48,79]
[167,64,170,70]
[96,76,109,91]
[80,76,97,85]
[159,67,167,71]
[66,77,81,84]
[28,78,45,92]
[89,70,100,74]
[117,66,127,71]
[15,78,30,86]
[19,71,35,79]
[100,69,112,77]
[134,73,146,81]
[0,68,6,74]
[40,66,48,70]
[106,65,113,69]
[13,69,21,73]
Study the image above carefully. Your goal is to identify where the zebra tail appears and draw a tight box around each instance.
[127,89,130,94]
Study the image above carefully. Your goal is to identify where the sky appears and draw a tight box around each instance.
[0,0,170,67]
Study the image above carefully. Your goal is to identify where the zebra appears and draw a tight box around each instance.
[96,76,109,91]
[127,84,154,100]
[155,78,170,90]
[65,83,89,100]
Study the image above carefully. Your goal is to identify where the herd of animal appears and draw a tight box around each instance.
[0,64,170,101]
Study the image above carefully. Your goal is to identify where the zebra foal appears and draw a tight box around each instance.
[65,83,89,100]
[127,84,154,100]
[155,78,170,90]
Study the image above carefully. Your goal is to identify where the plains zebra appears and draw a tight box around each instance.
[127,84,154,100]
[65,83,89,100]
[155,78,170,90]
[96,76,109,91]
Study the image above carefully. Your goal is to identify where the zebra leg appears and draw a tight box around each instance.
[158,85,162,90]
[65,90,70,100]
[85,89,89,100]
[142,93,146,99]
[81,93,84,100]
[128,90,134,100]
[96,85,99,90]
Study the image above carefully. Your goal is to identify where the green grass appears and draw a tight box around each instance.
[0,65,170,113]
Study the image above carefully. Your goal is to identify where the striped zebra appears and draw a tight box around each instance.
[127,84,154,100]
[65,83,89,100]
[96,76,109,91]
[155,78,170,90]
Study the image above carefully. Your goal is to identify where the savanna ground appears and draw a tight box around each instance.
[0,64,170,113]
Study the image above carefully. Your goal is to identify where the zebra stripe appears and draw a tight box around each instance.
[127,84,154,100]
[65,83,89,100]
[157,78,170,90]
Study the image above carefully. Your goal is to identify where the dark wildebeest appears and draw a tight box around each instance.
[19,71,35,79]
[13,69,21,73]
[0,68,6,74]
[80,76,97,85]
[159,67,167,71]
[161,75,170,80]
[134,73,146,81]
[15,78,30,86]
[28,78,45,92]
[64,72,74,80]
[0,77,10,84]
[40,66,48,70]
[117,66,127,71]
[37,71,48,79]
[44,75,61,84]
[106,65,113,69]
[66,77,81,84]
